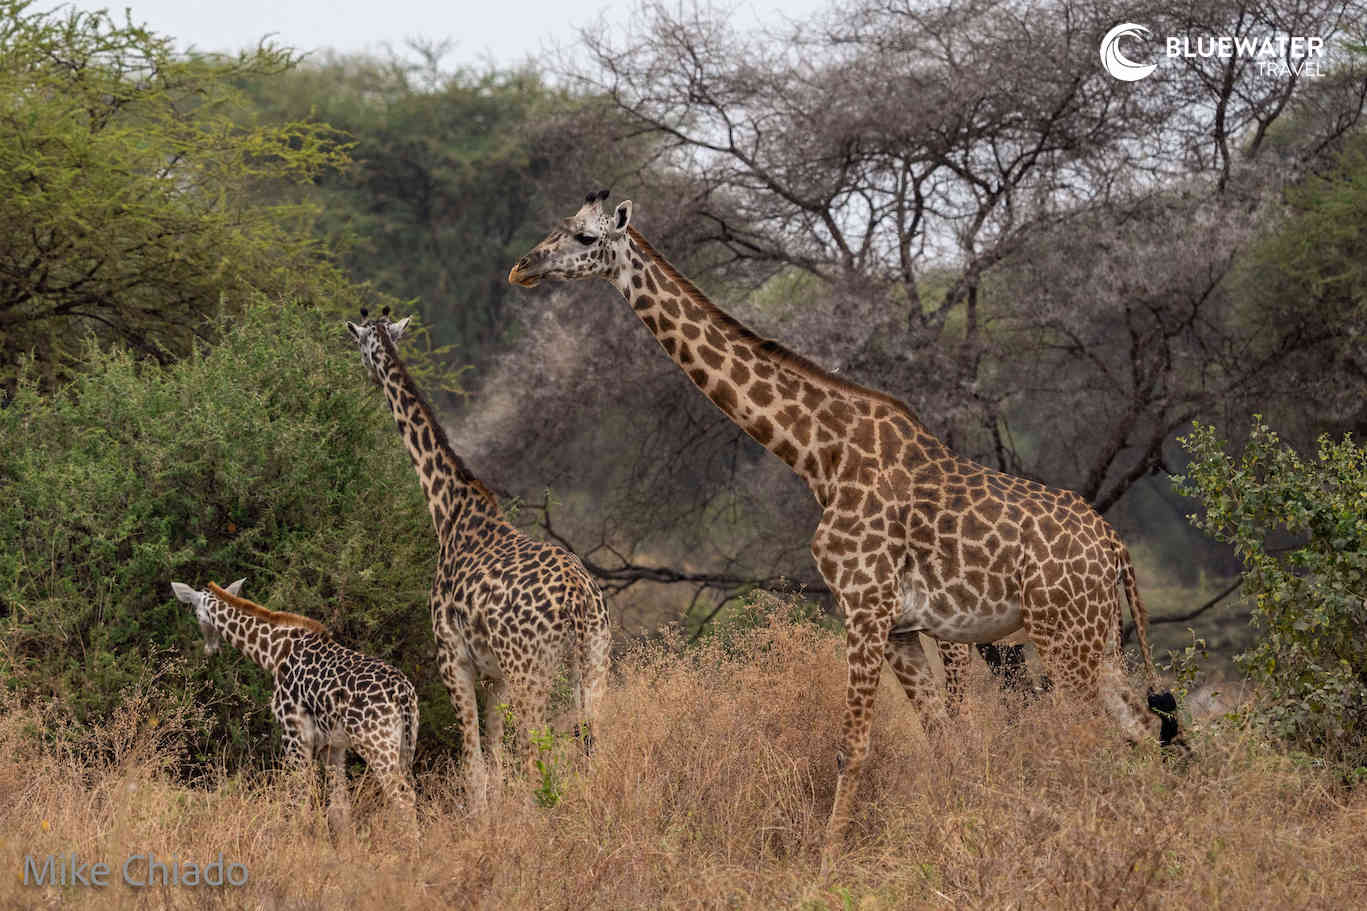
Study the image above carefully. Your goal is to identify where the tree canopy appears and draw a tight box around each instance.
[0,0,354,392]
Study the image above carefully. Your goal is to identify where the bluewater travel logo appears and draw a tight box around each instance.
[1100,23,1327,81]
[1100,23,1158,81]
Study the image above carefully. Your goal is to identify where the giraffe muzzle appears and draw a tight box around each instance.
[507,262,540,288]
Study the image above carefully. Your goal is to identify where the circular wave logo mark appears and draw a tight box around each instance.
[1100,23,1157,81]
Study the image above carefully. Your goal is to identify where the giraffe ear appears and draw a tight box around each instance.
[614,200,633,231]
[225,578,245,596]
[388,316,412,341]
[346,321,363,341]
[170,582,198,604]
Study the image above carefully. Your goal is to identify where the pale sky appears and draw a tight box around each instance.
[56,0,828,67]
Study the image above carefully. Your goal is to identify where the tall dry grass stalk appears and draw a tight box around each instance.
[3,607,1365,909]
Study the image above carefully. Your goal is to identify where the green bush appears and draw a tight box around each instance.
[1175,419,1367,765]
[0,0,358,391]
[0,300,460,771]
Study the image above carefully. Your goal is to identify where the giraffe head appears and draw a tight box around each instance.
[508,189,633,287]
[345,307,412,381]
[170,578,245,655]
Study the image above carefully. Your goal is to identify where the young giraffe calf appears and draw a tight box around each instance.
[170,579,419,840]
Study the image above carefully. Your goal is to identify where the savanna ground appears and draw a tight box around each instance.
[4,604,1364,910]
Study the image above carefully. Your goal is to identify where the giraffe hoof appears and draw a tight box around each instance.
[1146,689,1183,748]
[326,806,352,842]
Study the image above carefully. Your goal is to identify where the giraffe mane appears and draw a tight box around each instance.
[625,227,923,422]
[207,582,329,636]
[374,330,499,509]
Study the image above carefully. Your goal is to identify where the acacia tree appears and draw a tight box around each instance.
[571,0,1365,484]
[0,1,353,392]
[243,51,576,362]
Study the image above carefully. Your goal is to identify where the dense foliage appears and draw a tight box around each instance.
[0,303,460,769]
[1176,420,1367,766]
[0,0,356,392]
[243,52,609,367]
[1236,132,1367,436]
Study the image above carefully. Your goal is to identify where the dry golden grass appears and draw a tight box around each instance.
[4,610,1366,910]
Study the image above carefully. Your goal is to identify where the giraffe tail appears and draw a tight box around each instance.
[1115,535,1158,688]
[401,682,419,773]
[1115,535,1183,747]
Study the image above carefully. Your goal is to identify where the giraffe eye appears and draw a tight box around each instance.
[574,233,597,246]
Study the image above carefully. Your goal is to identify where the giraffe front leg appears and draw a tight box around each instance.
[823,597,894,868]
[933,638,972,720]
[811,516,898,867]
[274,693,320,813]
[277,718,314,772]
[436,642,488,812]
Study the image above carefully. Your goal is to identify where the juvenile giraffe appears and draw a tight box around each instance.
[510,191,1177,856]
[346,309,611,804]
[169,579,418,839]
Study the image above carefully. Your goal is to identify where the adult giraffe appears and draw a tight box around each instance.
[346,309,611,806]
[510,191,1175,857]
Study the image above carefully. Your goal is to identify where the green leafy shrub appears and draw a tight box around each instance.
[1174,419,1367,764]
[694,589,840,659]
[0,0,359,391]
[0,300,460,772]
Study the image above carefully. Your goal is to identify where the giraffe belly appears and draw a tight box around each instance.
[895,573,1023,644]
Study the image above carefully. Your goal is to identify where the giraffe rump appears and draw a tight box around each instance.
[207,582,329,636]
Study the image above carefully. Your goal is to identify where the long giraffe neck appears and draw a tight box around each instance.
[372,333,498,535]
[204,583,324,676]
[609,228,947,504]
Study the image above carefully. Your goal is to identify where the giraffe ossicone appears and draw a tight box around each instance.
[170,578,419,841]
[346,310,611,808]
[511,193,1181,858]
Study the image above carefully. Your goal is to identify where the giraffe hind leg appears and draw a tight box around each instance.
[502,669,551,784]
[575,621,611,755]
[483,675,509,783]
[888,633,951,735]
[354,727,420,847]
[1024,592,1152,745]
[323,740,352,841]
